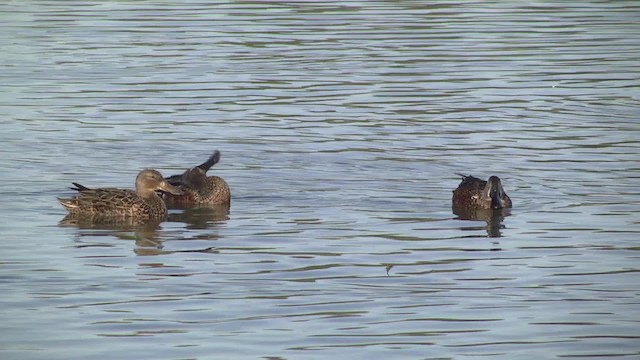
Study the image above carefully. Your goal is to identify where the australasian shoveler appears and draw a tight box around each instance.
[162,150,231,208]
[59,169,183,221]
[452,174,512,210]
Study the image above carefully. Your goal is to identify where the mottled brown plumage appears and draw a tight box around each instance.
[163,150,231,208]
[452,174,512,211]
[58,169,183,222]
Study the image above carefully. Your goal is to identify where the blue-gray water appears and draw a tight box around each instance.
[1,1,639,359]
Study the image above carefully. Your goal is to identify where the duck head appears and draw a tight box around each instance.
[165,151,220,189]
[181,166,207,189]
[136,169,184,196]
[481,176,511,209]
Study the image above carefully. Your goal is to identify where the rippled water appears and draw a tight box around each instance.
[1,1,639,359]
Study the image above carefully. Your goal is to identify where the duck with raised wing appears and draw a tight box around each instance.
[452,174,512,210]
[162,150,231,208]
[58,169,183,221]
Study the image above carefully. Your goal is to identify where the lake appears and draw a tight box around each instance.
[1,1,639,359]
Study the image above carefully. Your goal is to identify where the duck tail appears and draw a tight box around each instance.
[70,182,91,192]
[197,150,221,173]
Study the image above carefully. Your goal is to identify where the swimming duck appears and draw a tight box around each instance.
[452,174,512,210]
[162,150,231,208]
[58,169,183,221]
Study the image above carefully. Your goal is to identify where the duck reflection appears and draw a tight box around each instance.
[453,207,511,238]
[59,215,164,248]
[59,210,229,255]
[167,204,230,229]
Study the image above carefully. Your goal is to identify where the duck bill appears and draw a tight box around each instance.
[490,190,503,209]
[484,176,506,209]
[158,181,184,195]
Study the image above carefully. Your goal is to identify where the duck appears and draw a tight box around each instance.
[162,150,231,208]
[58,169,183,221]
[452,174,512,210]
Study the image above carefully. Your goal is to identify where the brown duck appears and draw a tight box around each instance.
[162,150,231,208]
[58,169,183,221]
[452,174,512,210]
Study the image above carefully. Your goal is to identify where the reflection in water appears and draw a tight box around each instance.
[4,1,639,358]
[59,204,230,254]
[453,207,511,238]
[167,205,230,229]
[59,215,164,248]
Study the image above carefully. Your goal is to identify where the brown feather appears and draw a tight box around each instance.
[163,151,231,208]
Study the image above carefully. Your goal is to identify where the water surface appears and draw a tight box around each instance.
[1,1,639,359]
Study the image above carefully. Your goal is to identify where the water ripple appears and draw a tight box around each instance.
[1,1,640,359]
